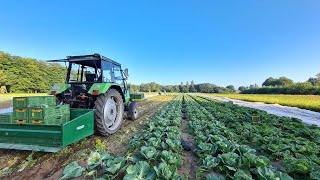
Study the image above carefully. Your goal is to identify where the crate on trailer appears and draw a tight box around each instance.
[136,93,144,99]
[13,108,29,120]
[30,113,70,125]
[130,93,136,99]
[130,93,144,99]
[37,96,56,107]
[29,104,70,120]
[14,119,28,124]
[0,113,13,124]
[13,96,56,108]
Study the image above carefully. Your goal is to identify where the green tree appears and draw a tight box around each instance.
[182,81,189,93]
[307,77,320,86]
[238,86,247,91]
[179,82,183,93]
[262,77,276,86]
[189,80,196,92]
[262,77,293,87]
[173,85,180,92]
[0,51,66,93]
[140,83,151,92]
[226,85,235,91]
[277,77,294,86]
[163,85,173,92]
[0,70,8,86]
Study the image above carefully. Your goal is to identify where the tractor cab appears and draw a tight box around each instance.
[47,54,129,109]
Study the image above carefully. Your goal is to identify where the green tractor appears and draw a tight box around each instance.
[48,53,139,135]
[0,53,140,152]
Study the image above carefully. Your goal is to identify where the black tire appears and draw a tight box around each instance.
[94,89,124,136]
[128,101,139,120]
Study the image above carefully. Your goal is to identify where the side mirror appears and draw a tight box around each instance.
[123,68,129,79]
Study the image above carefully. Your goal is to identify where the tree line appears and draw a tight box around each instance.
[0,51,231,94]
[239,76,320,95]
[129,81,235,93]
[0,51,66,93]
[1,51,319,95]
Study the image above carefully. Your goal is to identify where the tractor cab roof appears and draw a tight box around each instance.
[47,53,121,68]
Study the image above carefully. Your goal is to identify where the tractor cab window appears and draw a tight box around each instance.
[69,63,82,82]
[112,65,125,91]
[68,63,101,82]
[113,65,123,83]
[102,61,113,82]
[84,66,99,82]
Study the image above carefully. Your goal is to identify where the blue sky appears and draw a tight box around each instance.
[0,0,319,88]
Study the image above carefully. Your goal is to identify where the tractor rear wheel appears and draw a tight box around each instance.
[94,89,124,136]
[128,101,139,120]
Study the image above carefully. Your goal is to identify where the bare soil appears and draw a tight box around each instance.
[1,95,174,180]
[178,103,197,179]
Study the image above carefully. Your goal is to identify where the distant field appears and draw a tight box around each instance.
[0,93,47,108]
[202,93,320,112]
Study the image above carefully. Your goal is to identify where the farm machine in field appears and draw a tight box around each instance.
[47,53,139,134]
[0,54,139,152]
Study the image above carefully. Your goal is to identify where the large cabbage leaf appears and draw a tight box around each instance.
[60,162,85,180]
[159,150,182,167]
[154,162,181,180]
[139,146,158,160]
[124,161,155,180]
[202,155,220,169]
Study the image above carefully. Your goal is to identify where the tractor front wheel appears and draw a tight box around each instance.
[94,89,124,136]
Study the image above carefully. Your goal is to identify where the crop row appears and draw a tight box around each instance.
[191,95,320,180]
[184,95,293,180]
[60,95,184,179]
[124,94,183,179]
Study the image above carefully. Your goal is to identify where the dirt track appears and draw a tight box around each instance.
[0,95,173,180]
[196,94,320,126]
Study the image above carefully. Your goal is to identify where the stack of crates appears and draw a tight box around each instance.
[135,93,144,99]
[12,96,70,125]
[130,93,145,100]
[0,113,13,124]
[29,104,70,125]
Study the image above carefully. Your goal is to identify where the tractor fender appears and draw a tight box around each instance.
[47,84,71,95]
[88,83,125,102]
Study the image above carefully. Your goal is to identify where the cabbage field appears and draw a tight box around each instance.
[184,95,320,180]
[209,94,320,112]
[1,94,319,180]
[57,95,320,180]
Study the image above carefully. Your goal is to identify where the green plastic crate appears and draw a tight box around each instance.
[13,96,56,108]
[136,93,144,99]
[14,119,29,124]
[13,108,29,120]
[130,93,144,99]
[130,93,135,99]
[30,113,70,125]
[0,113,13,123]
[29,104,70,120]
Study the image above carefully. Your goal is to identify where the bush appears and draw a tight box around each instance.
[242,83,320,95]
